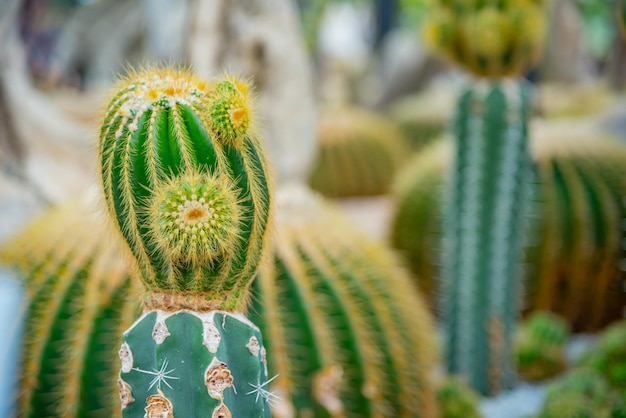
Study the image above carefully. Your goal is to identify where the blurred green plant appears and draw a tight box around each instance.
[436,376,484,418]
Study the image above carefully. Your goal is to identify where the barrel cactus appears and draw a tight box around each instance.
[0,192,141,418]
[308,105,409,197]
[515,311,569,382]
[435,377,483,418]
[391,128,626,332]
[249,184,439,417]
[99,67,273,417]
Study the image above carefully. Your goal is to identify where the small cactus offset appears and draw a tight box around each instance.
[391,131,626,332]
[435,377,483,418]
[0,193,140,418]
[422,0,548,78]
[515,311,569,382]
[99,67,273,417]
[441,80,533,395]
[308,105,409,197]
[248,185,439,417]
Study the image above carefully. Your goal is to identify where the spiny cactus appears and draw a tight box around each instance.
[0,192,141,418]
[538,368,624,418]
[422,0,548,78]
[435,377,483,418]
[99,67,273,417]
[515,311,570,382]
[391,129,626,332]
[248,184,439,417]
[308,105,409,197]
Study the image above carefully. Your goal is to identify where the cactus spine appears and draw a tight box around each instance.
[248,185,439,417]
[99,67,272,417]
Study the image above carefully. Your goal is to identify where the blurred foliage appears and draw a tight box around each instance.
[574,0,616,61]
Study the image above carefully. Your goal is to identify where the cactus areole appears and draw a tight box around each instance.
[99,67,272,416]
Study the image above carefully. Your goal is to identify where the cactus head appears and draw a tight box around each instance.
[423,0,549,78]
[99,67,271,312]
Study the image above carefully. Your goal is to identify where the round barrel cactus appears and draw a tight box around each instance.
[308,105,409,197]
[248,184,439,417]
[391,129,626,332]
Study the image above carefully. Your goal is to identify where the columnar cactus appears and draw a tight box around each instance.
[391,131,626,331]
[515,311,569,381]
[248,184,439,417]
[99,67,273,417]
[0,193,140,418]
[308,105,409,197]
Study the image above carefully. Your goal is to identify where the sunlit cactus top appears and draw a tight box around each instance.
[99,67,272,312]
[422,0,549,78]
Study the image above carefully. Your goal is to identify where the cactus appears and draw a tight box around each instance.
[248,184,439,417]
[0,192,141,418]
[579,320,626,400]
[515,311,569,382]
[538,368,625,418]
[422,0,548,78]
[99,67,272,417]
[435,377,483,418]
[391,130,626,332]
[308,105,409,197]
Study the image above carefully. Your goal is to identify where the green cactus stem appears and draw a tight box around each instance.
[248,184,439,417]
[515,311,569,381]
[442,80,533,395]
[98,67,273,417]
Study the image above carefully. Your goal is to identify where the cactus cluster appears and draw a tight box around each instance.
[98,67,273,417]
[515,311,570,382]
[248,184,439,417]
[391,128,626,332]
[308,105,409,197]
[422,0,548,77]
[0,193,140,418]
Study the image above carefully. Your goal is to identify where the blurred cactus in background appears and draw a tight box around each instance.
[0,192,140,418]
[391,130,626,332]
[422,0,548,78]
[309,105,410,197]
[435,377,484,418]
[99,67,273,417]
[249,184,439,417]
[515,311,570,382]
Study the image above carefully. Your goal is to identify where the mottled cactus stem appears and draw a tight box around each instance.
[98,67,272,416]
[442,79,532,395]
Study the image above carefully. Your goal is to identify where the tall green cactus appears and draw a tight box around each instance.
[441,80,533,395]
[99,67,272,417]
[391,131,626,332]
[248,185,439,417]
[308,105,409,197]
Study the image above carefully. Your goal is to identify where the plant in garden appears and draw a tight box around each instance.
[392,131,626,332]
[99,67,273,417]
[308,105,409,198]
[435,377,483,418]
[248,184,439,417]
[515,311,569,382]
[421,0,548,396]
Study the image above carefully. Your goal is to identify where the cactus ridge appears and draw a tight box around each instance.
[249,187,438,417]
[98,67,271,311]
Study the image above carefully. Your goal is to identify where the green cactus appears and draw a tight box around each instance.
[308,105,409,197]
[579,320,626,399]
[248,184,439,417]
[0,193,141,418]
[515,311,570,382]
[538,368,624,418]
[391,130,626,332]
[439,80,533,395]
[618,0,626,39]
[435,377,483,418]
[99,67,273,417]
[422,0,549,78]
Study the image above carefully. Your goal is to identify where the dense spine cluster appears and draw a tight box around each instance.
[248,185,438,417]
